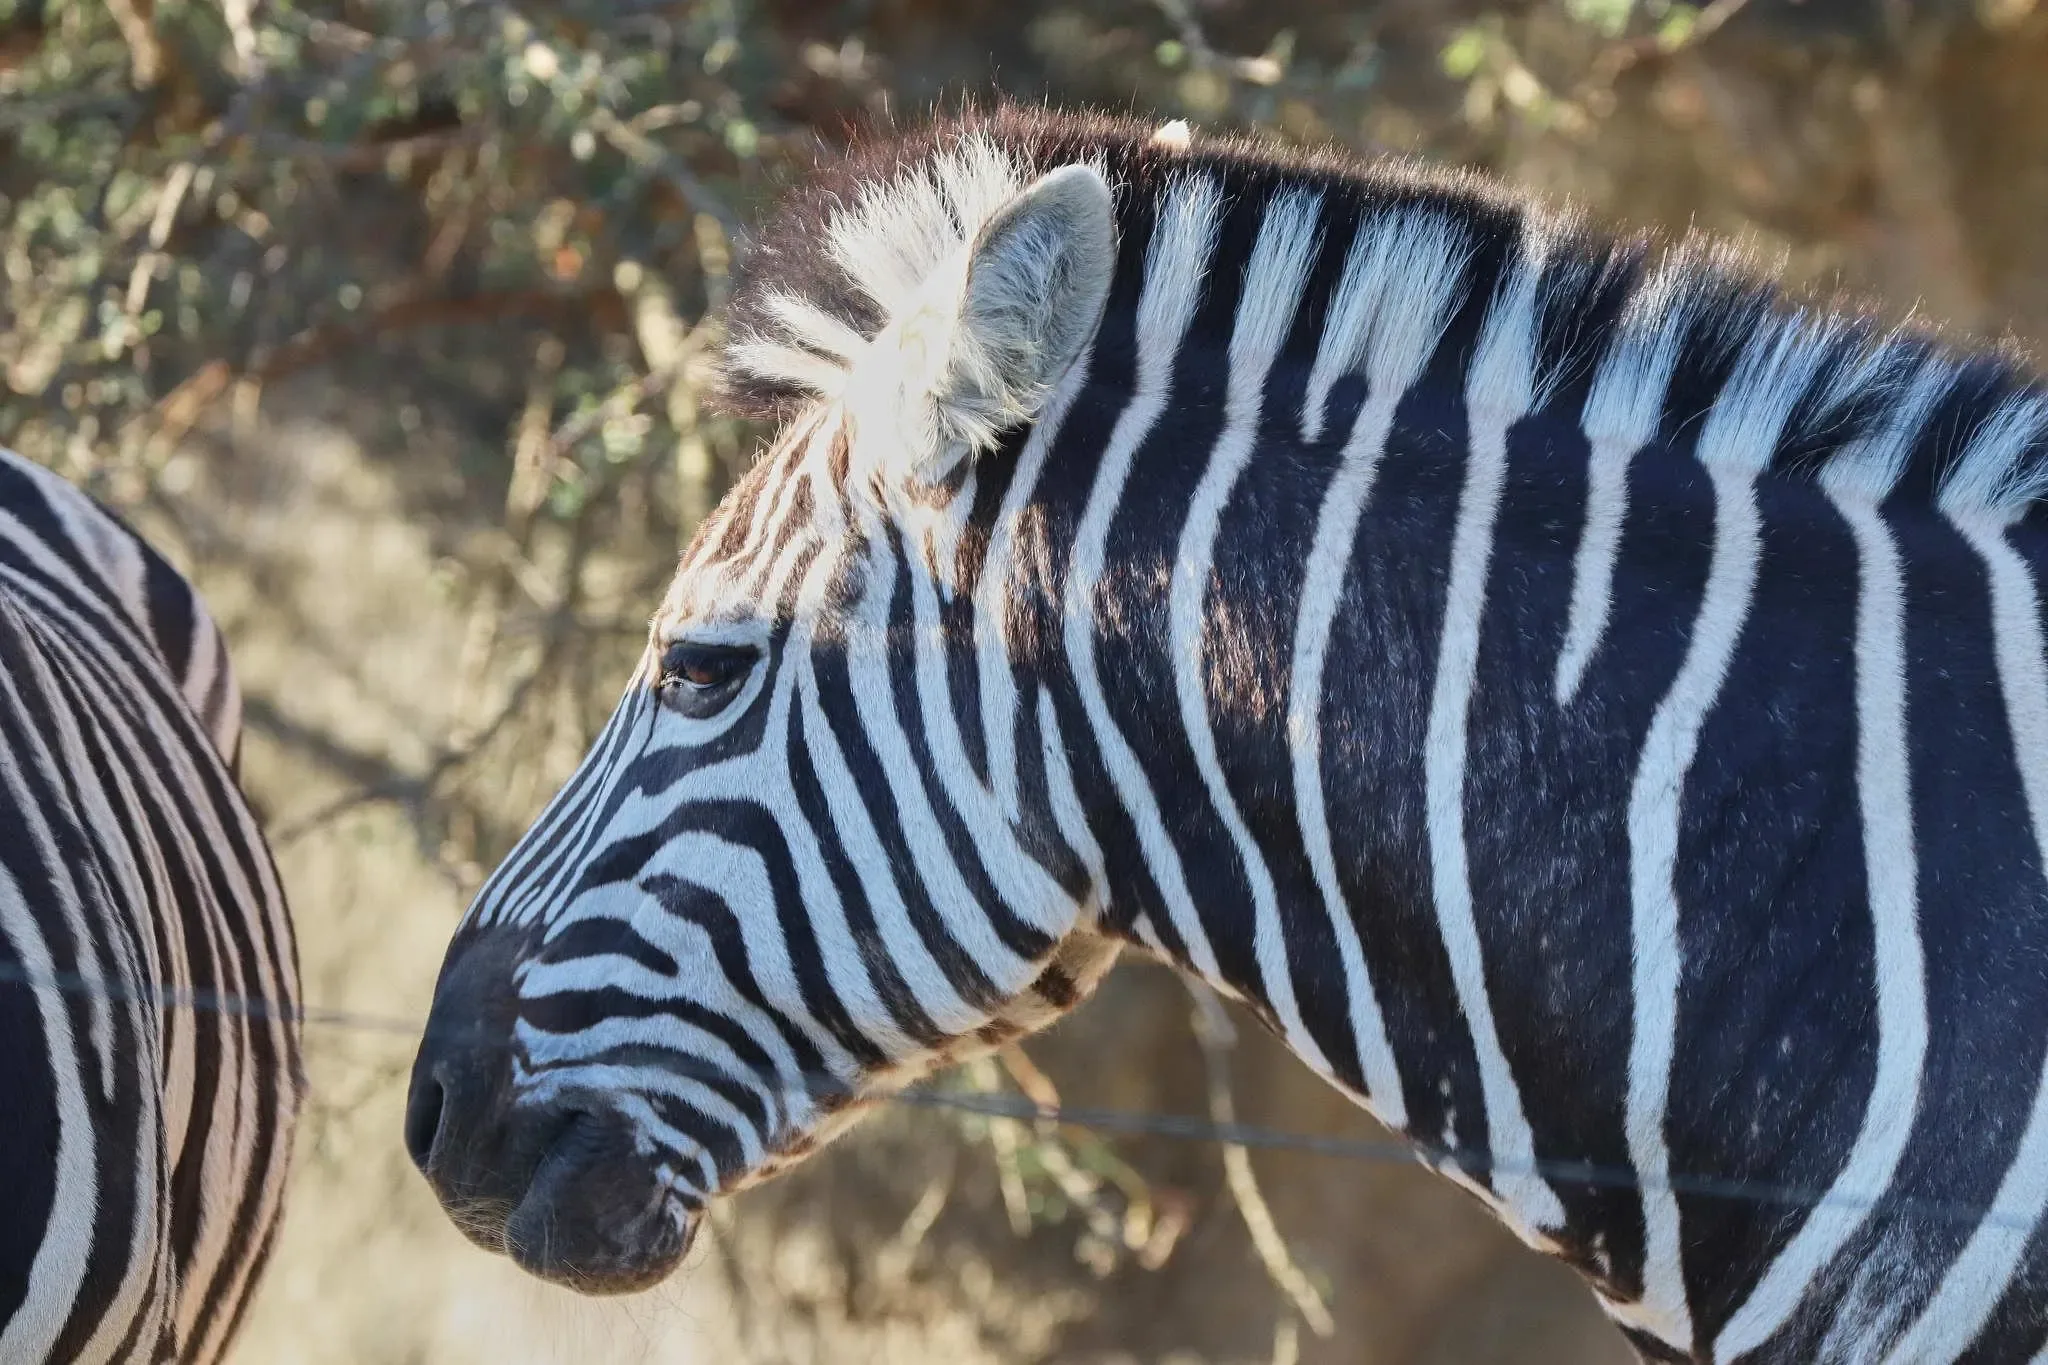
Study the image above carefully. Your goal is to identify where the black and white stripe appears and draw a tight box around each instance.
[0,448,301,1364]
[417,108,2048,1361]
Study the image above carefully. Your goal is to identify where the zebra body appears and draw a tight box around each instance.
[407,109,2048,1361]
[0,448,301,1364]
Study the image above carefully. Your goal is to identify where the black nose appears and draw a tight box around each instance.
[404,920,696,1293]
[402,1060,447,1171]
[405,921,579,1272]
[404,923,529,1192]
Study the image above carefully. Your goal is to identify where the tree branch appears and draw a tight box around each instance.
[1188,984,1336,1339]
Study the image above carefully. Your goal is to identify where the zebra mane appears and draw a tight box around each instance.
[719,104,2048,521]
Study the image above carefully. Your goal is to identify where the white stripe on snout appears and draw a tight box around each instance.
[518,951,808,1128]
[518,1007,793,1140]
[795,651,984,1032]
[609,828,859,1081]
[479,688,648,929]
[518,1039,776,1172]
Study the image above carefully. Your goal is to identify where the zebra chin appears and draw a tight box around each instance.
[499,1108,700,1294]
[405,923,701,1294]
[430,1101,696,1295]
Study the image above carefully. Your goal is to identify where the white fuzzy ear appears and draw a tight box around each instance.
[852,163,1116,481]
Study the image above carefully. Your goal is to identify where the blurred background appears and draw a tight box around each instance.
[3,0,2046,1360]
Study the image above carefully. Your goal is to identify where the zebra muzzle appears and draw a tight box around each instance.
[501,1107,698,1294]
[405,923,698,1294]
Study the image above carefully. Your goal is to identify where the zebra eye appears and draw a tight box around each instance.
[656,641,758,718]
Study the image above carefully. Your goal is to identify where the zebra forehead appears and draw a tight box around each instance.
[716,103,2048,521]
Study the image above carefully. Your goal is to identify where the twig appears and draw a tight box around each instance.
[1686,0,1757,42]
[240,287,623,383]
[439,337,566,756]
[977,1049,1179,1271]
[104,0,163,88]
[120,159,199,349]
[625,268,727,529]
[1151,0,1287,85]
[968,1057,1035,1237]
[0,91,140,134]
[221,0,262,81]
[870,1150,958,1288]
[1188,983,1336,1339]
[1026,1128,1155,1272]
[242,126,486,174]
[586,107,744,239]
[998,1043,1062,1122]
[1590,0,1755,84]
[1271,1316,1302,1365]
[543,361,689,460]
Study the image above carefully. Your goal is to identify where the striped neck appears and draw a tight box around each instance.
[947,147,2048,1358]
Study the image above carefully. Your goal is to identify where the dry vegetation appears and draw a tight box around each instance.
[6,0,2048,1360]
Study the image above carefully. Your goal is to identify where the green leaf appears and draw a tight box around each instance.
[1566,0,1637,37]
[1657,4,1700,49]
[1441,26,1488,80]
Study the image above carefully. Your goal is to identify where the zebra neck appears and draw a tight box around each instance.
[1024,349,1787,1271]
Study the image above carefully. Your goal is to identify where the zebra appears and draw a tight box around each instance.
[0,446,302,1364]
[404,105,2048,1361]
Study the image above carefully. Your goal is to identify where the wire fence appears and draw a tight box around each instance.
[2,957,2034,1235]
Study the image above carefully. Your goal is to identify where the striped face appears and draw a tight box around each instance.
[405,156,1125,1292]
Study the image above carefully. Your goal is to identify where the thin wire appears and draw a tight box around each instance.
[0,960,2033,1232]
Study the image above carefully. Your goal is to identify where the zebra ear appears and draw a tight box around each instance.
[864,164,1115,482]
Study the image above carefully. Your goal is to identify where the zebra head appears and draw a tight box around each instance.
[405,131,1131,1293]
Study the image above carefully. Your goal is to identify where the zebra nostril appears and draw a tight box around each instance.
[403,1068,449,1173]
[408,924,532,1188]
